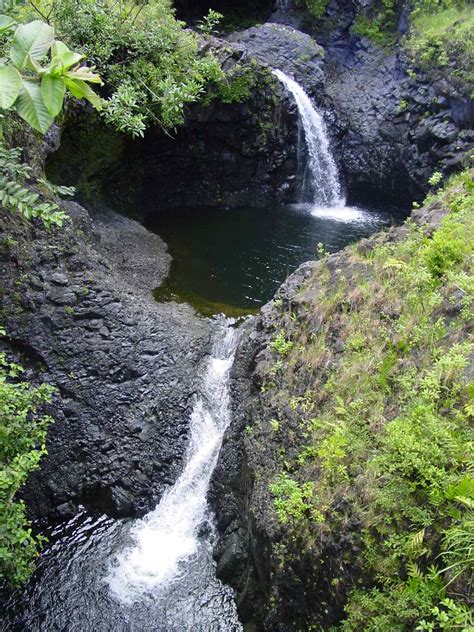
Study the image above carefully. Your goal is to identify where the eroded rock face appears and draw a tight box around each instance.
[135,86,300,211]
[226,18,473,205]
[0,201,210,521]
[49,17,471,214]
[323,41,473,204]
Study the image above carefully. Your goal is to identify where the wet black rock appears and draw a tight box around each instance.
[226,23,325,90]
[225,16,473,206]
[323,42,474,204]
[1,200,210,521]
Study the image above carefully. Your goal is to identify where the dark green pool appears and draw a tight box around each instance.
[145,203,405,317]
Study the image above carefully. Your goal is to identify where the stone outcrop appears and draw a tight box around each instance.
[210,198,464,629]
[1,200,210,521]
[226,18,473,205]
[324,41,473,204]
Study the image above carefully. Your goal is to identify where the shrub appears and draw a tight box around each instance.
[36,0,225,136]
[0,17,102,134]
[0,330,55,586]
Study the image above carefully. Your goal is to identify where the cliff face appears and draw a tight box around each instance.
[227,19,473,205]
[47,11,472,213]
[46,53,304,215]
[211,170,474,629]
[1,196,210,522]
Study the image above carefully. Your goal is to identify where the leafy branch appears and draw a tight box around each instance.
[0,17,103,133]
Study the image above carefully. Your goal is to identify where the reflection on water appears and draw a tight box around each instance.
[146,203,406,316]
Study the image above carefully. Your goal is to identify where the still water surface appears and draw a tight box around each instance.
[147,203,405,316]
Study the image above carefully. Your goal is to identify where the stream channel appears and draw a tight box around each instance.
[2,71,407,631]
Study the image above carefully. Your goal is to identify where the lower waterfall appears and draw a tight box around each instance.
[107,315,240,604]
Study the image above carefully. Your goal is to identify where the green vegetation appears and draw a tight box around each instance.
[196,9,223,36]
[0,1,231,137]
[270,472,314,524]
[212,64,257,104]
[270,330,295,356]
[0,326,55,585]
[0,17,102,133]
[405,4,474,87]
[15,0,225,136]
[350,0,473,84]
[264,170,474,629]
[296,0,330,19]
[0,142,66,226]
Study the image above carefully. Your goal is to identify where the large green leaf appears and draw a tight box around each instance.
[0,14,15,34]
[65,78,102,110]
[51,40,83,71]
[10,20,54,70]
[41,74,65,117]
[0,65,21,109]
[15,79,53,133]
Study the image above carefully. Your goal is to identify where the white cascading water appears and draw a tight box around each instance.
[106,316,239,604]
[272,69,345,208]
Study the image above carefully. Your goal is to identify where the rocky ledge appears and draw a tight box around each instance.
[0,199,210,521]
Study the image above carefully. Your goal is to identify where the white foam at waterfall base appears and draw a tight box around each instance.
[310,205,383,224]
[106,318,238,605]
[272,69,345,208]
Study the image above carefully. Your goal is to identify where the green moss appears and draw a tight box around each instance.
[45,114,129,209]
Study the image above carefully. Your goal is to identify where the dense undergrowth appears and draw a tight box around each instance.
[5,0,236,137]
[0,331,55,586]
[260,170,474,629]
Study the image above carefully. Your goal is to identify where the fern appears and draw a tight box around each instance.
[0,144,66,228]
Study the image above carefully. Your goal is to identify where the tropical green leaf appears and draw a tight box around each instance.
[10,20,54,70]
[41,74,65,117]
[0,14,15,34]
[14,79,53,133]
[26,54,42,73]
[0,65,21,108]
[65,78,102,110]
[51,41,83,71]
[66,66,103,84]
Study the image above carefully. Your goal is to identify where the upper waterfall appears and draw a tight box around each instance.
[273,69,344,207]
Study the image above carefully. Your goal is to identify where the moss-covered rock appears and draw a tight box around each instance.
[212,168,474,630]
